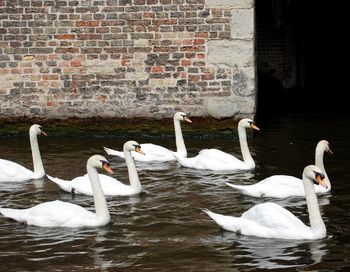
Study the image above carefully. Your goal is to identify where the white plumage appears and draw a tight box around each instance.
[174,118,260,171]
[0,124,47,182]
[226,140,332,198]
[47,141,144,196]
[104,112,191,162]
[0,155,113,228]
[204,165,328,240]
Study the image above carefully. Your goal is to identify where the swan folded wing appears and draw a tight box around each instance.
[131,143,175,161]
[103,147,125,158]
[255,175,306,198]
[226,182,262,197]
[46,174,75,193]
[98,174,140,195]
[241,203,311,239]
[49,174,138,196]
[0,159,34,182]
[1,200,96,227]
[195,149,245,170]
[203,209,243,232]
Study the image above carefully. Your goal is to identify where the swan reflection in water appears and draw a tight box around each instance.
[219,232,328,270]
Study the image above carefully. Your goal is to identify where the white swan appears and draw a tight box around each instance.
[0,124,47,182]
[104,111,192,162]
[204,165,327,240]
[174,118,259,171]
[47,141,145,196]
[0,155,113,227]
[226,140,332,198]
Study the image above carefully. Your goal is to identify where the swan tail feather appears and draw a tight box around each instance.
[172,152,192,168]
[225,182,256,197]
[0,208,25,222]
[203,208,241,232]
[46,174,72,192]
[103,147,125,158]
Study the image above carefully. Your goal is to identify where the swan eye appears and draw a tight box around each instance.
[133,144,141,149]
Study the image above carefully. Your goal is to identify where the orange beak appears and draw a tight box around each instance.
[184,116,192,123]
[41,130,48,136]
[135,146,145,155]
[316,174,328,189]
[251,124,260,131]
[103,163,114,174]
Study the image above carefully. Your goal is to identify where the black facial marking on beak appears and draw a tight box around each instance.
[313,171,325,182]
[100,160,110,167]
[133,144,141,149]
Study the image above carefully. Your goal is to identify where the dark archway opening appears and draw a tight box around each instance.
[256,0,347,119]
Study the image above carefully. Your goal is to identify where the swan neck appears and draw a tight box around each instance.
[124,147,141,190]
[303,173,326,236]
[315,147,325,173]
[87,164,110,223]
[29,132,45,178]
[174,118,187,157]
[238,125,254,168]
[315,147,330,189]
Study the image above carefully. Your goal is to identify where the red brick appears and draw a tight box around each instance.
[194,39,205,45]
[42,75,59,80]
[182,39,193,45]
[0,68,9,75]
[151,66,164,73]
[23,68,35,74]
[121,59,130,66]
[195,32,209,38]
[188,75,200,82]
[201,73,215,80]
[181,59,191,66]
[11,68,22,74]
[75,21,99,27]
[180,72,188,78]
[197,53,205,59]
[71,60,82,67]
[55,34,76,40]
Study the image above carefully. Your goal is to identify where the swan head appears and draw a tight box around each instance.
[88,155,113,174]
[174,111,192,123]
[303,165,327,189]
[124,140,145,155]
[29,124,48,136]
[238,118,260,131]
[317,140,333,155]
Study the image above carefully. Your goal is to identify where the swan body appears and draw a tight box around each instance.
[104,112,191,162]
[174,118,259,171]
[0,124,47,182]
[47,141,144,196]
[0,155,113,227]
[204,165,327,240]
[226,140,332,198]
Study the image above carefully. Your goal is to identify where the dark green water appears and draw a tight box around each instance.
[0,113,349,271]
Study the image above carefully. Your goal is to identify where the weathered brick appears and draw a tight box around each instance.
[0,0,255,120]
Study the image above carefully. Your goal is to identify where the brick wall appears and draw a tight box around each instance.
[0,0,255,120]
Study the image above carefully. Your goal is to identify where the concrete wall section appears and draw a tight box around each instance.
[0,0,256,120]
[205,0,256,119]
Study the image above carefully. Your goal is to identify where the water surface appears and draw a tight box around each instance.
[1,113,349,271]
